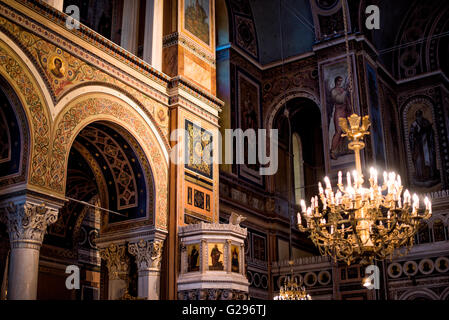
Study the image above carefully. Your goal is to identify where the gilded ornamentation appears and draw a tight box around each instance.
[0,45,50,189]
[99,243,130,280]
[128,239,164,271]
[185,120,213,179]
[49,97,168,229]
[1,202,58,248]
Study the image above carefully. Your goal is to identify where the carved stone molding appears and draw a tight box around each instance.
[177,289,249,300]
[128,239,164,271]
[1,202,58,249]
[100,243,130,280]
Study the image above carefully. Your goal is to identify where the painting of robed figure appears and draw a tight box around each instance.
[407,106,440,188]
[184,0,210,45]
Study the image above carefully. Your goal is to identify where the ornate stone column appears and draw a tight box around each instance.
[100,243,130,300]
[1,201,58,300]
[128,239,164,300]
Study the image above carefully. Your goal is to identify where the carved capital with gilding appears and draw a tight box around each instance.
[1,202,58,249]
[128,239,164,272]
[100,243,130,280]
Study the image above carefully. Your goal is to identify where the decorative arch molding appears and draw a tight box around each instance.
[0,73,29,190]
[54,84,171,158]
[440,287,449,300]
[0,38,52,190]
[50,94,168,230]
[265,89,321,131]
[399,288,440,301]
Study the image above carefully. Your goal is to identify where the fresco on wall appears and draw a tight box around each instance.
[184,0,210,45]
[237,70,262,185]
[366,63,386,166]
[321,59,358,171]
[208,243,224,271]
[405,102,440,188]
[187,244,200,272]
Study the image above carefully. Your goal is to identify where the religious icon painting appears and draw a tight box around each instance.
[319,57,361,173]
[184,0,211,45]
[187,187,193,205]
[49,55,66,79]
[205,194,210,211]
[208,243,224,271]
[187,244,200,272]
[403,98,441,189]
[185,120,213,179]
[231,245,239,273]
[194,190,205,209]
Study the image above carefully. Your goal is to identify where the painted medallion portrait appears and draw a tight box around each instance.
[208,243,224,271]
[49,56,65,79]
[184,0,210,45]
[187,244,200,272]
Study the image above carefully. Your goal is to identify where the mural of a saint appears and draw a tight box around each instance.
[329,76,351,160]
[185,0,210,45]
[231,247,239,273]
[188,245,199,272]
[409,109,439,186]
[210,244,223,270]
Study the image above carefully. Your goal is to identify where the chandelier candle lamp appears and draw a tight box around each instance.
[297,114,432,266]
[274,262,312,300]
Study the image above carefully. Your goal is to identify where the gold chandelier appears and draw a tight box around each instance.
[274,264,312,300]
[297,114,432,265]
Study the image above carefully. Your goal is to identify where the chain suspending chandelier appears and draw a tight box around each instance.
[296,0,432,266]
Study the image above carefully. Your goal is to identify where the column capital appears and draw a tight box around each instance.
[100,243,130,280]
[1,201,58,249]
[128,239,164,272]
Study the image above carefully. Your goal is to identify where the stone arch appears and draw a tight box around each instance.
[53,84,170,158]
[399,288,440,301]
[0,38,53,190]
[50,93,168,230]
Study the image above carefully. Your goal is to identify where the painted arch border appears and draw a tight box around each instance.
[50,93,169,230]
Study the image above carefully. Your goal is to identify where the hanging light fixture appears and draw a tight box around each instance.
[296,0,432,266]
[274,262,312,300]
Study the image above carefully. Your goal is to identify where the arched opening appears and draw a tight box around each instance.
[273,97,325,205]
[37,121,154,300]
[0,75,30,297]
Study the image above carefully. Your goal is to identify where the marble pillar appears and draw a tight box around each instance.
[128,239,164,300]
[100,243,130,300]
[120,0,140,54]
[1,201,59,300]
[142,0,163,70]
